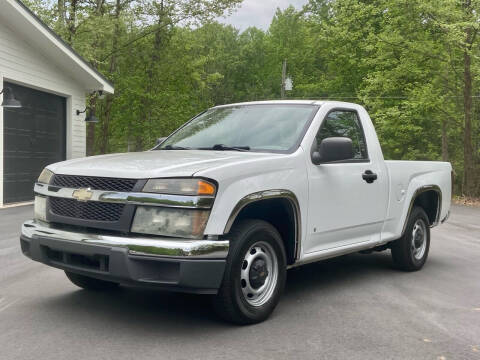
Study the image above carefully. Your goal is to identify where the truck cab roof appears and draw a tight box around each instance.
[212,99,362,109]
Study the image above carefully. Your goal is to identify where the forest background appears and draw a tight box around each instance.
[24,0,480,196]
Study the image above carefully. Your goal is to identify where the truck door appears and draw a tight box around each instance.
[304,108,388,254]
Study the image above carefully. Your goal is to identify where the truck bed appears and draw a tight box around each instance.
[382,160,452,242]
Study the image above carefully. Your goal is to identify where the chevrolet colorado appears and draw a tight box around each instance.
[20,100,452,324]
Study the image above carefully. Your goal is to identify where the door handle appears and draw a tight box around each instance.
[362,170,377,184]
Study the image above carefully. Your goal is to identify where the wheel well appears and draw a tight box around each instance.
[229,198,297,265]
[412,189,440,226]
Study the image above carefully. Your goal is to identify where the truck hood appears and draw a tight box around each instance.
[47,150,284,179]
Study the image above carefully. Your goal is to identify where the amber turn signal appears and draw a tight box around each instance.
[197,180,216,195]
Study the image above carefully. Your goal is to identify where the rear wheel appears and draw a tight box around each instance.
[391,206,430,271]
[213,219,286,324]
[65,271,119,291]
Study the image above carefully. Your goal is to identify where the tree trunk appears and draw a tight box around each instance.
[134,134,144,152]
[86,122,96,156]
[99,95,113,154]
[95,0,105,15]
[463,20,475,195]
[441,118,449,162]
[86,96,97,156]
[57,0,65,28]
[98,0,121,154]
[84,0,103,156]
[152,0,166,63]
[109,0,121,74]
[67,0,78,44]
[134,0,166,152]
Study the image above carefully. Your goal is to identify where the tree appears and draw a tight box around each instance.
[306,0,479,195]
[26,0,480,196]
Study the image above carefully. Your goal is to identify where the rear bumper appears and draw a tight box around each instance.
[20,220,229,294]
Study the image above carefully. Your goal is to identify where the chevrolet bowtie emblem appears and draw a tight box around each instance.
[72,188,93,202]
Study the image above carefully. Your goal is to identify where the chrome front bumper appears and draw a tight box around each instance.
[21,220,229,259]
[20,220,229,293]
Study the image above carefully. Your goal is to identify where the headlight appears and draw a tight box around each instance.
[131,206,210,239]
[38,168,54,184]
[143,178,216,196]
[34,196,47,222]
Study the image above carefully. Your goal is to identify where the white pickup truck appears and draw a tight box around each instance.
[21,100,451,324]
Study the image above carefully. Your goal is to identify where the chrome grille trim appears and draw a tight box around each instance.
[34,183,215,209]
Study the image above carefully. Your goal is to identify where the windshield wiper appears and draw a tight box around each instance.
[200,144,251,152]
[162,145,191,150]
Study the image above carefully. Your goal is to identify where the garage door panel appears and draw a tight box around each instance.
[3,172,38,205]
[3,82,66,204]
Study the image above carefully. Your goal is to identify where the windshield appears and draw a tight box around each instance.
[157,104,319,153]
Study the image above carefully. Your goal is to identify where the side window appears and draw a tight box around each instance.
[316,110,368,160]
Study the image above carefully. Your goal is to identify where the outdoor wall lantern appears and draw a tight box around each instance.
[0,87,22,108]
[77,108,99,123]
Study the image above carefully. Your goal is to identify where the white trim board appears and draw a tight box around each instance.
[0,0,113,94]
[0,201,33,209]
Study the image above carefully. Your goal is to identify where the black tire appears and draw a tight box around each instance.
[213,219,287,325]
[391,206,430,271]
[65,271,119,291]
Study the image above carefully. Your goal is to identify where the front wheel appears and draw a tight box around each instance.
[391,206,430,271]
[213,219,287,325]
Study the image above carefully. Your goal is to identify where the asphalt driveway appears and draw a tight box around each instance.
[0,205,479,360]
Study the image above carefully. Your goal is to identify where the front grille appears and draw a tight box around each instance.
[49,197,124,222]
[52,174,137,192]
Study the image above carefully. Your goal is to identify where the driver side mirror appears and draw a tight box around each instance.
[311,137,354,165]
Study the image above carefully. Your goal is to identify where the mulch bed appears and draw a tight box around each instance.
[453,196,480,207]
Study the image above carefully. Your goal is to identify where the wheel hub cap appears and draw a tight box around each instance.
[411,219,427,260]
[249,258,269,289]
[240,241,279,307]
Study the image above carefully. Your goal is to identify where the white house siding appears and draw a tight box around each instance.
[0,20,86,206]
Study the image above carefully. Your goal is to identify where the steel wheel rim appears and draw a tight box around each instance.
[411,219,427,260]
[240,241,279,307]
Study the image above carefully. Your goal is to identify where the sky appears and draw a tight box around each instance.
[219,0,309,31]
